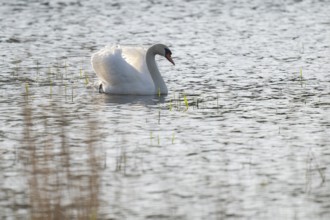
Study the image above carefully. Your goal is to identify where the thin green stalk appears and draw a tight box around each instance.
[179,93,182,109]
[64,83,67,100]
[56,62,60,79]
[300,68,304,87]
[183,94,189,111]
[48,66,53,82]
[85,72,89,85]
[50,79,52,98]
[36,60,39,75]
[71,83,74,102]
[150,131,153,145]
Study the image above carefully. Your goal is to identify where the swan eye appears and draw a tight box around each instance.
[164,48,172,56]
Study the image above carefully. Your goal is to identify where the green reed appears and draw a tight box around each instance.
[80,67,83,78]
[169,99,172,111]
[50,79,53,98]
[183,94,189,111]
[64,83,67,100]
[150,131,153,145]
[25,82,29,96]
[71,83,74,102]
[84,72,90,85]
[12,58,21,76]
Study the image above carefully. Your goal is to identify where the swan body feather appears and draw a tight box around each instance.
[91,44,174,95]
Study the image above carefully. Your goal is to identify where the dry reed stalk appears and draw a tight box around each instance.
[22,100,101,220]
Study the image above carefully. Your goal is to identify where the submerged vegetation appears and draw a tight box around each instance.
[11,58,103,219]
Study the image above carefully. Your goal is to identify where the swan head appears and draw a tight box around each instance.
[153,44,175,66]
[164,47,175,66]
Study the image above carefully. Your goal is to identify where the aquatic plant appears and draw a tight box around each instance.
[48,66,52,77]
[115,143,127,174]
[50,79,53,98]
[169,99,172,111]
[150,131,153,145]
[306,151,326,193]
[64,60,68,78]
[22,99,101,219]
[80,67,83,78]
[63,83,68,101]
[159,108,161,122]
[71,83,74,102]
[84,72,90,85]
[25,82,29,95]
[13,58,21,76]
[183,94,189,111]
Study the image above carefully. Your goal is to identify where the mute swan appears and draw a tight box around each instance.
[91,44,175,95]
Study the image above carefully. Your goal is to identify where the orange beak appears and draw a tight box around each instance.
[165,53,175,65]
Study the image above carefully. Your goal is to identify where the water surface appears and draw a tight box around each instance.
[1,0,330,219]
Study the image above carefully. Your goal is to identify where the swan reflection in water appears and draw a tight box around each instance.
[99,94,167,106]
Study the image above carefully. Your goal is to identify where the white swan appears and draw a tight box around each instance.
[91,44,175,95]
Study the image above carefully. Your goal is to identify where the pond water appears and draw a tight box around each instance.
[1,0,330,219]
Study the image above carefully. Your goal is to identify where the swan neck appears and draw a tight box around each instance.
[146,46,168,95]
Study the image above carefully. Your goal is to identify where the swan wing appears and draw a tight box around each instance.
[121,46,149,74]
[91,45,154,94]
